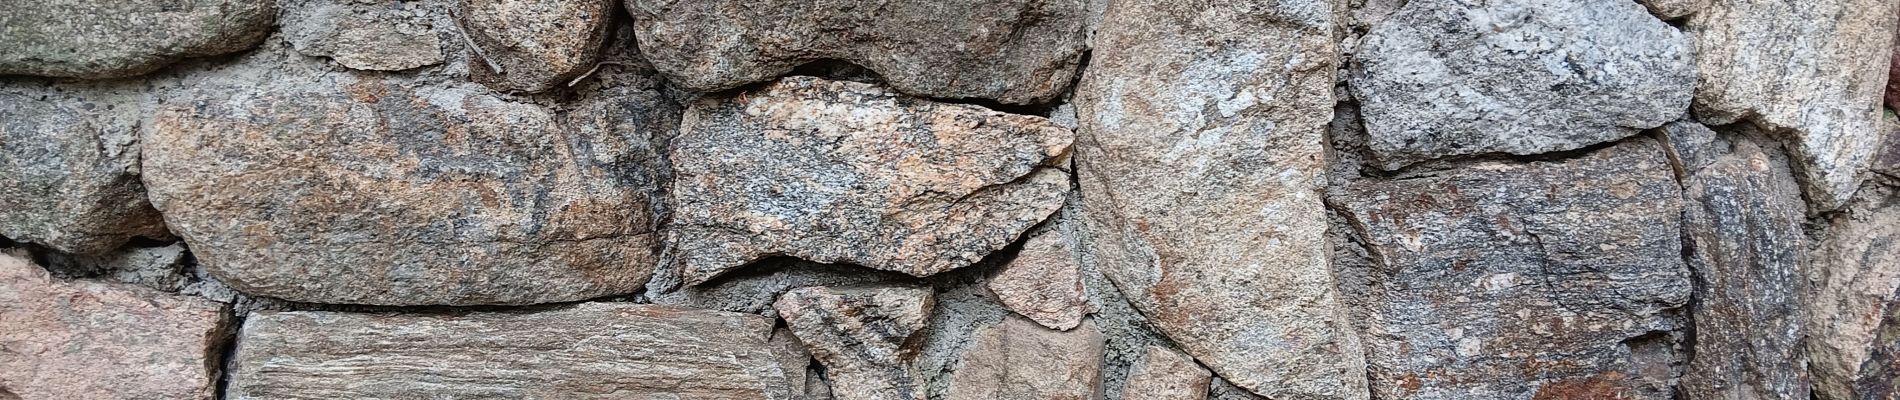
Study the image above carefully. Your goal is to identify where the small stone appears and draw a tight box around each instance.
[668,76,1071,284]
[1638,0,1709,19]
[0,252,230,400]
[774,286,934,400]
[988,228,1091,331]
[228,303,807,399]
[458,0,614,92]
[0,85,168,255]
[1121,345,1211,400]
[944,316,1105,400]
[1806,184,1900,400]
[1874,113,1900,180]
[282,0,444,71]
[1350,0,1694,169]
[626,0,1087,104]
[0,0,277,78]
[37,243,191,290]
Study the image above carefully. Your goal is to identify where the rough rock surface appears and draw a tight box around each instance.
[142,45,675,305]
[1074,0,1369,398]
[944,316,1105,400]
[774,286,934,400]
[1333,140,1693,399]
[1687,0,1900,209]
[0,0,276,78]
[0,85,170,255]
[1875,114,1900,180]
[1637,0,1708,19]
[282,0,444,71]
[669,76,1071,284]
[1350,0,1694,169]
[1807,185,1900,400]
[625,0,1087,104]
[0,252,229,400]
[1121,345,1211,400]
[1677,136,1811,399]
[458,0,614,92]
[988,228,1091,331]
[228,303,807,399]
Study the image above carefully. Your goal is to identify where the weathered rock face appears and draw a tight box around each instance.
[625,0,1087,104]
[669,76,1071,284]
[1807,185,1900,400]
[1637,0,1709,19]
[1350,0,1694,169]
[228,303,807,399]
[282,0,444,71]
[0,0,276,78]
[1687,0,1900,209]
[0,252,229,400]
[1074,0,1369,398]
[1875,114,1900,180]
[774,286,934,400]
[1121,345,1211,400]
[1333,140,1693,399]
[458,0,614,92]
[988,228,1091,331]
[944,316,1105,400]
[1676,135,1811,399]
[0,85,169,255]
[142,46,675,306]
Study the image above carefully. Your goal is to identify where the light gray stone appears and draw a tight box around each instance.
[1073,0,1369,398]
[988,228,1092,331]
[0,84,169,255]
[1350,0,1694,169]
[282,0,444,71]
[775,286,934,400]
[458,0,614,92]
[1807,184,1900,400]
[668,76,1071,285]
[0,0,277,78]
[1120,345,1210,400]
[944,316,1105,400]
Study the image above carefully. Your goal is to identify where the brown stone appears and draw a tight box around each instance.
[458,0,615,92]
[988,228,1091,331]
[774,285,934,400]
[1807,184,1900,400]
[944,316,1105,400]
[1121,345,1211,400]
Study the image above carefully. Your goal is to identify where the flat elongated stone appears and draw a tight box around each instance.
[774,286,934,400]
[944,317,1105,400]
[1350,0,1693,169]
[228,303,806,399]
[143,46,675,305]
[1121,345,1211,400]
[1807,185,1900,400]
[283,0,444,71]
[0,252,229,400]
[0,85,169,254]
[1073,0,1368,398]
[459,0,614,92]
[0,0,276,78]
[669,76,1070,284]
[626,0,1087,104]
[1688,0,1900,209]
[1333,140,1692,399]
[988,228,1091,331]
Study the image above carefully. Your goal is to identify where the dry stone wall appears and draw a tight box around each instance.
[1,0,1898,399]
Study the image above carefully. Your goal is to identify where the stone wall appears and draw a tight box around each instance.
[1,0,1897,399]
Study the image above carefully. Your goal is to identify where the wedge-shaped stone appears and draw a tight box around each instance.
[1073,0,1368,397]
[944,316,1105,400]
[229,303,805,399]
[1333,140,1692,400]
[669,76,1070,284]
[775,286,934,400]
[0,0,275,78]
[1688,0,1900,209]
[0,85,169,254]
[1807,184,1900,400]
[626,0,1086,104]
[458,0,614,92]
[988,228,1091,331]
[1351,0,1694,169]
[0,252,229,400]
[283,0,444,71]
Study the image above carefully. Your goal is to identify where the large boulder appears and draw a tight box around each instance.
[0,0,276,78]
[0,83,169,254]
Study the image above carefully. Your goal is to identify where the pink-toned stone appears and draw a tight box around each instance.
[988,229,1092,330]
[944,316,1105,400]
[1123,345,1211,400]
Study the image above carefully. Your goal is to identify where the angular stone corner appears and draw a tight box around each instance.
[1638,0,1709,19]
[669,76,1071,284]
[1074,0,1369,398]
[626,0,1087,104]
[1350,0,1694,169]
[774,285,934,400]
[988,228,1092,331]
[458,0,614,92]
[1333,139,1691,399]
[228,303,807,399]
[0,85,169,255]
[0,252,229,400]
[282,0,445,71]
[1807,184,1900,400]
[0,0,277,79]
[944,316,1105,400]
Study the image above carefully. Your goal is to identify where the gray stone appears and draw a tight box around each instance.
[458,0,614,92]
[37,243,191,291]
[775,286,935,400]
[1120,345,1210,400]
[625,0,1087,104]
[228,303,808,399]
[988,228,1092,331]
[0,252,230,400]
[142,44,675,306]
[944,316,1105,400]
[1073,0,1369,398]
[668,76,1071,285]
[0,0,277,78]
[1807,185,1900,400]
[0,85,169,255]
[1687,0,1900,210]
[282,0,445,71]
[1638,0,1709,19]
[648,260,914,318]
[1350,0,1694,169]
[1332,139,1692,399]
[1874,113,1900,180]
